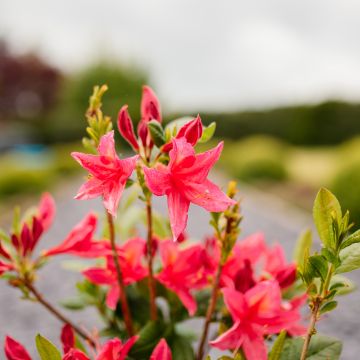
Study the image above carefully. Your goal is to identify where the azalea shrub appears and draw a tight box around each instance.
[1,85,360,360]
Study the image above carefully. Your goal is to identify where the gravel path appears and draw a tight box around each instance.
[0,176,359,359]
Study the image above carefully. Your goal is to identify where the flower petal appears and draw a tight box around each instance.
[167,191,190,241]
[102,181,126,217]
[179,141,223,182]
[183,179,235,212]
[37,192,56,232]
[143,164,171,196]
[242,330,267,360]
[97,131,117,158]
[150,339,172,360]
[4,336,32,360]
[222,287,247,321]
[141,85,162,122]
[74,177,104,201]
[210,321,244,351]
[106,285,120,310]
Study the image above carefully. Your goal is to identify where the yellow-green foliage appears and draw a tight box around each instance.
[220,136,288,182]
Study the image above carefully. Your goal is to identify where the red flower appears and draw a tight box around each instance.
[43,213,109,258]
[83,238,148,309]
[72,131,138,216]
[150,339,172,360]
[4,336,32,360]
[144,138,235,240]
[211,281,300,360]
[96,336,138,360]
[162,115,203,152]
[156,240,208,315]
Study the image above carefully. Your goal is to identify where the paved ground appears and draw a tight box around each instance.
[0,176,359,359]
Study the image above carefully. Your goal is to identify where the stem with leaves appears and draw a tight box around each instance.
[24,281,96,348]
[106,212,134,336]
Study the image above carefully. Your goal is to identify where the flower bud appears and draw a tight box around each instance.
[117,105,139,151]
[141,85,162,122]
[162,115,203,152]
[177,114,203,146]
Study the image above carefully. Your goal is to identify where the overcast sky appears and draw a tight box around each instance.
[1,0,360,111]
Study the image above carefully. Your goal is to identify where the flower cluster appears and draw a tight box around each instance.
[1,85,357,360]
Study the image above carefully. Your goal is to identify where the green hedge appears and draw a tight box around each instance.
[220,136,288,182]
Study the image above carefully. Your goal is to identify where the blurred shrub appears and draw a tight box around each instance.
[43,62,148,143]
[220,136,288,182]
[0,168,54,197]
[200,101,360,146]
[332,162,360,223]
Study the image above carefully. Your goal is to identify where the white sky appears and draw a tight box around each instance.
[1,0,360,112]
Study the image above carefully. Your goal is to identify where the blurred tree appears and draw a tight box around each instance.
[0,41,62,122]
[45,62,148,143]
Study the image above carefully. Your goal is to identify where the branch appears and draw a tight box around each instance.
[106,212,134,336]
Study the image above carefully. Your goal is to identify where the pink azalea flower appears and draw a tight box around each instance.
[96,336,138,360]
[144,138,235,240]
[156,240,208,315]
[9,193,56,257]
[83,238,148,309]
[210,281,293,360]
[162,115,203,152]
[63,336,139,360]
[43,213,109,258]
[262,244,297,289]
[71,131,138,217]
[4,336,32,360]
[150,339,172,360]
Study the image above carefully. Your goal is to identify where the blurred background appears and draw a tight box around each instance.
[1,0,360,220]
[1,0,360,357]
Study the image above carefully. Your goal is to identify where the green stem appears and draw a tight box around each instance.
[107,212,134,336]
[146,197,157,320]
[300,263,334,360]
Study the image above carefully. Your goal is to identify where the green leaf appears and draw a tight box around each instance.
[337,242,360,273]
[313,188,342,249]
[340,229,360,250]
[329,274,356,295]
[293,229,312,264]
[35,334,62,360]
[320,300,338,314]
[269,330,287,360]
[129,321,170,358]
[199,122,216,143]
[60,297,86,310]
[308,255,328,281]
[171,334,195,360]
[280,334,342,360]
[148,120,166,147]
[320,248,339,266]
